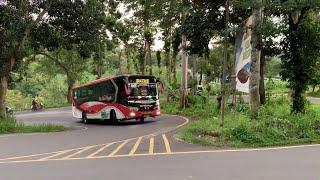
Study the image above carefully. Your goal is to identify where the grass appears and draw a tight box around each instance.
[0,117,66,134]
[162,94,320,148]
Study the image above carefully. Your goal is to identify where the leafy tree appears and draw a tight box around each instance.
[124,0,163,75]
[281,4,320,112]
[31,0,108,102]
[0,1,45,117]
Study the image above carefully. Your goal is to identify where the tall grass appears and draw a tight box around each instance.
[0,117,65,134]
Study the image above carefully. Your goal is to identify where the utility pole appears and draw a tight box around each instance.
[221,0,230,127]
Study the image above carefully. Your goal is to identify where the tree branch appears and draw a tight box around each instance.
[37,51,69,73]
[19,10,47,51]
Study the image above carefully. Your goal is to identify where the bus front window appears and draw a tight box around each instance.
[129,83,157,97]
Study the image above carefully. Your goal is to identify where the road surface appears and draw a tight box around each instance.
[0,108,320,180]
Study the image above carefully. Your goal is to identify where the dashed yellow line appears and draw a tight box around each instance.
[108,140,129,157]
[87,143,114,158]
[149,137,154,154]
[61,146,93,160]
[39,149,74,161]
[129,137,142,155]
[162,134,171,153]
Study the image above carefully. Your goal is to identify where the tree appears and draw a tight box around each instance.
[31,0,108,102]
[38,48,89,102]
[0,1,46,117]
[124,0,163,75]
[281,3,320,112]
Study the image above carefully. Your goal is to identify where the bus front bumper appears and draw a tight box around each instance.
[127,110,160,119]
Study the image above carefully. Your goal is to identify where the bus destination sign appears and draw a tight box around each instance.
[136,79,149,84]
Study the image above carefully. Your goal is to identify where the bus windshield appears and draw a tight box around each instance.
[128,83,157,97]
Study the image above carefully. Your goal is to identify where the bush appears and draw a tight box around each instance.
[6,90,33,111]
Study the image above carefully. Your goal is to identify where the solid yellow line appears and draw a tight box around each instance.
[61,146,93,160]
[108,140,129,157]
[129,137,142,155]
[149,137,154,154]
[87,143,113,158]
[39,149,74,161]
[162,134,171,153]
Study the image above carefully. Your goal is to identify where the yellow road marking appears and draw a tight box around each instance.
[129,137,142,155]
[0,151,64,161]
[39,149,74,161]
[61,146,93,160]
[87,143,114,158]
[3,143,320,164]
[149,137,154,154]
[108,140,129,157]
[0,115,190,163]
[162,134,171,153]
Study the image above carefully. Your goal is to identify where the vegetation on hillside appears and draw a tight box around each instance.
[162,83,320,147]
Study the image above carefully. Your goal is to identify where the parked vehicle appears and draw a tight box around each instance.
[5,107,13,118]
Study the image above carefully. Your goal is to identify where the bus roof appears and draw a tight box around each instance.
[73,74,156,89]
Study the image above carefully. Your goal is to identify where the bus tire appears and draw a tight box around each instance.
[139,117,145,124]
[82,112,89,124]
[110,110,118,125]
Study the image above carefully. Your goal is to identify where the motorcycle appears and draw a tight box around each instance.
[5,107,14,118]
[31,102,44,111]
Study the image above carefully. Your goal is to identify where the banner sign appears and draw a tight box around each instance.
[235,16,253,93]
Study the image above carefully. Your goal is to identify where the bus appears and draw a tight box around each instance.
[72,75,163,124]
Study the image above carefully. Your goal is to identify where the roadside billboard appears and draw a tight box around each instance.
[235,16,253,93]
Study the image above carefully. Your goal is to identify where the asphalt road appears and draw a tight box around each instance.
[0,108,320,180]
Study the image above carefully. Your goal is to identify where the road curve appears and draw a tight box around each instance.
[1,108,320,180]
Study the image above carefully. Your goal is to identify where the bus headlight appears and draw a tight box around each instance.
[130,112,136,117]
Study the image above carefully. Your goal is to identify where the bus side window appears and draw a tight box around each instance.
[100,81,116,102]
[106,81,116,102]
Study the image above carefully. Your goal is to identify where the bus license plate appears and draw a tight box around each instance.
[142,112,151,117]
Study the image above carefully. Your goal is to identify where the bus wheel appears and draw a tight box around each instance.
[139,117,145,124]
[82,112,89,124]
[110,110,118,125]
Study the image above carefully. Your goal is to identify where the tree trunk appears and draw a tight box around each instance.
[172,53,177,85]
[166,51,171,102]
[143,40,148,75]
[259,50,266,104]
[288,13,304,113]
[97,62,103,79]
[249,3,262,113]
[199,69,203,85]
[192,55,197,93]
[147,43,152,75]
[95,56,103,79]
[0,75,8,117]
[67,74,76,103]
[118,49,124,74]
[180,34,188,108]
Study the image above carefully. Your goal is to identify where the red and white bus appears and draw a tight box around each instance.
[72,75,163,124]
